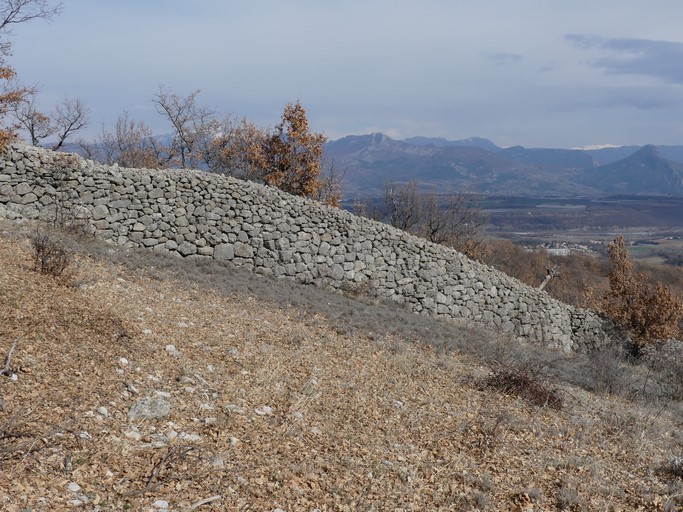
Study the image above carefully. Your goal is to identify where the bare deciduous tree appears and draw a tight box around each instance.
[153,85,215,169]
[50,96,88,150]
[11,91,89,149]
[0,0,63,146]
[357,182,488,259]
[384,181,421,231]
[93,111,170,168]
[313,156,344,208]
[11,87,53,144]
[0,0,62,55]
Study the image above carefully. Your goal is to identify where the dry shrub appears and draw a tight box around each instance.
[30,229,70,277]
[641,339,683,400]
[484,359,563,409]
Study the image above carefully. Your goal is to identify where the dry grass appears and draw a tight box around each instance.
[1,221,683,510]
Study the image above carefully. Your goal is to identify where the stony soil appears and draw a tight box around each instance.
[2,223,683,511]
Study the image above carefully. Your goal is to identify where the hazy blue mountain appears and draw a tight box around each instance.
[326,133,683,198]
[500,146,594,171]
[325,134,596,197]
[403,136,501,152]
[582,145,683,195]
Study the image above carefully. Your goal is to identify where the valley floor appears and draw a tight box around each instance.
[1,222,683,510]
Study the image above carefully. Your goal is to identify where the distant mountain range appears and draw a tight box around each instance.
[325,134,683,198]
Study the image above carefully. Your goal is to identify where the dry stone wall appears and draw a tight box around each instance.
[0,144,616,352]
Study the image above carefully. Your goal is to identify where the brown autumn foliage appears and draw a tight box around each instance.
[205,115,267,179]
[249,101,332,204]
[0,0,64,148]
[0,65,23,148]
[600,236,683,351]
[92,111,170,169]
[482,240,607,308]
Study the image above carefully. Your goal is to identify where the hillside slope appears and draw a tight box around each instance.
[1,222,683,510]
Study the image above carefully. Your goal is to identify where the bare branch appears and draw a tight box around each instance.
[0,0,63,55]
[50,96,89,151]
[1,339,17,377]
[188,495,222,510]
[11,86,54,145]
[153,84,215,169]
[538,263,561,291]
[385,181,420,231]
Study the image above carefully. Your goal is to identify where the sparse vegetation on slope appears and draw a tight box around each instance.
[2,221,683,510]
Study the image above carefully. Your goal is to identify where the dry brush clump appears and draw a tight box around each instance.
[483,358,564,410]
[29,228,70,277]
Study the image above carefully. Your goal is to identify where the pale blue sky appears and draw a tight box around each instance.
[9,0,683,148]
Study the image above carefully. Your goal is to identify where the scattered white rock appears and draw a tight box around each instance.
[142,329,152,335]
[118,357,129,366]
[229,436,240,446]
[184,386,195,394]
[225,404,246,415]
[206,364,214,372]
[179,432,201,442]
[165,344,180,356]
[155,391,172,398]
[292,411,304,420]
[68,499,83,506]
[152,499,169,509]
[105,470,114,478]
[125,431,143,441]
[97,406,108,417]
[311,426,322,435]
[67,482,81,493]
[9,373,17,381]
[200,403,215,411]
[254,405,273,416]
[128,397,171,420]
[176,321,189,328]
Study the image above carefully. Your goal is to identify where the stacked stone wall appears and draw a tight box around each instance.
[0,144,616,352]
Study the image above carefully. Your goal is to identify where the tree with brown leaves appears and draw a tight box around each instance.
[601,236,683,354]
[203,115,266,179]
[250,101,328,202]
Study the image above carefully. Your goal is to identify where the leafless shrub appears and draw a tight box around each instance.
[484,359,564,409]
[641,338,683,400]
[585,343,631,395]
[30,228,70,277]
[339,279,376,301]
[555,485,584,511]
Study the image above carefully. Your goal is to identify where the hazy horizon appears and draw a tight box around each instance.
[9,1,683,149]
